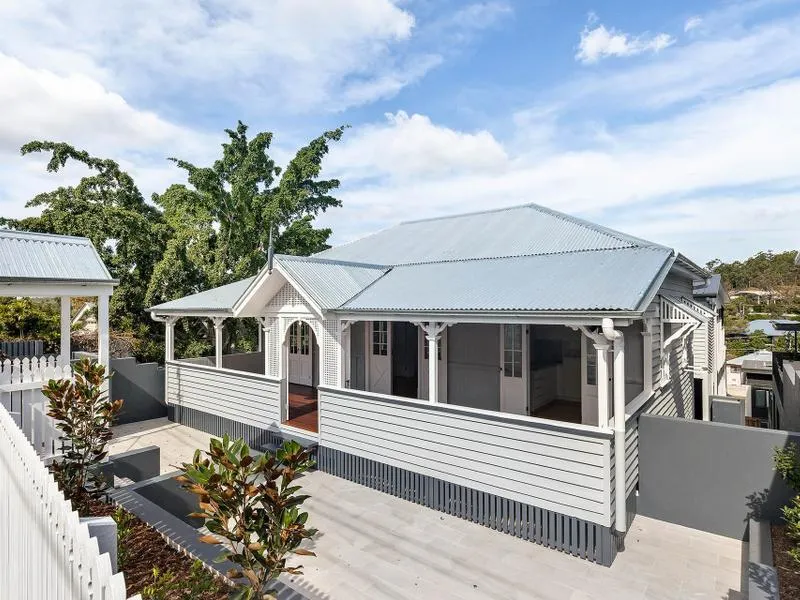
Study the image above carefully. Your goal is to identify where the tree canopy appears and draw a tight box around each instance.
[2,122,346,361]
[145,121,346,306]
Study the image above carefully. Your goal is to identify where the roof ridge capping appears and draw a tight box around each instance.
[400,202,668,250]
[275,253,388,269]
[0,228,94,245]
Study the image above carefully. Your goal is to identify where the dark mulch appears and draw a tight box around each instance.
[772,523,800,600]
[82,496,230,599]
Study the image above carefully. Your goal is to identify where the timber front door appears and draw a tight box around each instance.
[288,322,313,387]
[500,324,528,415]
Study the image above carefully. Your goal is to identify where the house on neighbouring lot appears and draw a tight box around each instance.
[149,203,725,565]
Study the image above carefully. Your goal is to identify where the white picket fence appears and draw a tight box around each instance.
[0,388,130,599]
[0,355,69,458]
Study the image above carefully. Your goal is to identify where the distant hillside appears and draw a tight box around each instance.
[707,251,800,292]
[708,251,800,337]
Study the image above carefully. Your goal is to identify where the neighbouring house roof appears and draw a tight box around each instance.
[693,274,728,302]
[0,229,116,284]
[149,202,709,317]
[726,350,772,370]
[151,277,255,314]
[745,319,799,337]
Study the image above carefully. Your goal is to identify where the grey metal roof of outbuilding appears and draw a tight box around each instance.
[0,229,115,283]
[315,203,666,265]
[150,277,255,314]
[276,255,388,310]
[340,247,674,312]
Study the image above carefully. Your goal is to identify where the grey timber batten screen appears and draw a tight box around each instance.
[316,446,617,566]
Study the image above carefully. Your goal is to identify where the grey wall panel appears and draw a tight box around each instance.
[318,386,613,525]
[711,396,744,425]
[110,357,166,424]
[447,323,500,410]
[222,351,264,374]
[638,414,799,539]
[166,361,281,430]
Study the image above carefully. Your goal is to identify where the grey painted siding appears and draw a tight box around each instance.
[647,351,693,418]
[166,361,281,429]
[447,324,500,410]
[318,386,613,525]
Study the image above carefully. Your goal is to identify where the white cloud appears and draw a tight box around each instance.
[684,16,703,32]
[328,111,508,180]
[319,78,800,262]
[0,0,426,112]
[576,15,675,64]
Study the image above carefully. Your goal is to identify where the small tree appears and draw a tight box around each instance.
[44,359,123,505]
[178,435,316,600]
[775,443,800,565]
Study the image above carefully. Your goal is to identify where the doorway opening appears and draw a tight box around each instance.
[391,322,418,398]
[693,378,703,420]
[285,321,319,433]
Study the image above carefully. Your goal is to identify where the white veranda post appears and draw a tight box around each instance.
[212,317,225,368]
[97,294,110,370]
[595,341,611,426]
[422,322,447,403]
[60,296,71,362]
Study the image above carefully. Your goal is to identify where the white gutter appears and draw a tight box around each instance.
[602,317,627,544]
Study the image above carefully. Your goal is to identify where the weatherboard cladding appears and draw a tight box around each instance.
[342,247,673,312]
[315,203,664,266]
[0,229,114,283]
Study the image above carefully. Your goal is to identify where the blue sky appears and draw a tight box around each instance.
[1,0,799,264]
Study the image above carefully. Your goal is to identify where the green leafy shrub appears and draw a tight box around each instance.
[44,359,123,505]
[112,506,136,570]
[141,561,220,600]
[774,443,800,566]
[178,435,316,600]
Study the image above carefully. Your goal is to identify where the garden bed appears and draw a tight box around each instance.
[773,523,800,599]
[83,497,230,599]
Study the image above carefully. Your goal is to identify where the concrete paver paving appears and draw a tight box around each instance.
[110,419,744,600]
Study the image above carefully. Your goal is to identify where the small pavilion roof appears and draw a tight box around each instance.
[0,229,116,285]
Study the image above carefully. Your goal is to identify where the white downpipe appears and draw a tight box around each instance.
[602,317,627,541]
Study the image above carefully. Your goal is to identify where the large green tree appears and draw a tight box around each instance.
[0,142,166,332]
[146,121,346,306]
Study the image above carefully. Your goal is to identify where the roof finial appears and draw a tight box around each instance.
[267,224,275,274]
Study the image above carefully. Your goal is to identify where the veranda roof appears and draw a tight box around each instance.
[0,230,115,284]
[149,202,709,317]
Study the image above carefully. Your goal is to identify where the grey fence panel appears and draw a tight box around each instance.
[110,357,167,424]
[0,340,44,358]
[638,414,799,539]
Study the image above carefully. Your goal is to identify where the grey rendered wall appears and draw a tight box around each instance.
[318,386,613,525]
[711,396,744,425]
[178,352,264,374]
[110,357,166,425]
[447,323,500,410]
[637,414,799,539]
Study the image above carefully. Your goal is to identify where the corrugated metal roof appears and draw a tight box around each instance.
[341,247,673,312]
[0,229,115,283]
[149,277,255,313]
[276,255,388,310]
[693,274,722,297]
[316,203,665,265]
